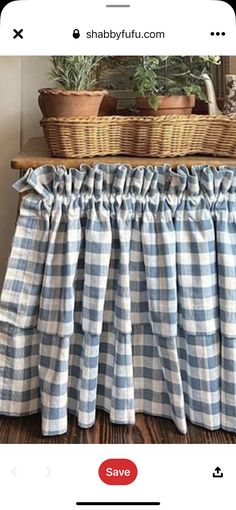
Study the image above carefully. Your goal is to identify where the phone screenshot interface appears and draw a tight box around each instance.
[0,0,236,509]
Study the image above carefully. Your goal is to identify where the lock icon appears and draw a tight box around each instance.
[73,29,80,39]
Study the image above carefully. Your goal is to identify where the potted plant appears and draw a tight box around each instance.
[133,56,221,116]
[39,56,107,118]
[99,94,118,116]
[98,81,118,116]
[98,57,139,115]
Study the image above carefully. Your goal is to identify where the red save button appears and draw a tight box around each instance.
[99,458,138,485]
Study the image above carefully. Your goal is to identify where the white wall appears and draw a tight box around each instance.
[21,57,51,145]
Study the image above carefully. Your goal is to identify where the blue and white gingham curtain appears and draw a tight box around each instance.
[0,163,236,436]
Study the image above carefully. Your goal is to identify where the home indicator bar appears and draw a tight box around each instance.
[76,503,161,506]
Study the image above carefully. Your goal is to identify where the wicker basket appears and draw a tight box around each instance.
[40,115,236,158]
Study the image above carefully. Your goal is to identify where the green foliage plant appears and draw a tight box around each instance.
[133,56,221,110]
[49,56,103,91]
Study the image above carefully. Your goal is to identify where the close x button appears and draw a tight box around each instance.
[13,29,23,39]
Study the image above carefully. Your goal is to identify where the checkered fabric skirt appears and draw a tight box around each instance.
[1,163,236,436]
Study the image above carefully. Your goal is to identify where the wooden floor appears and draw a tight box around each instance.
[0,411,235,444]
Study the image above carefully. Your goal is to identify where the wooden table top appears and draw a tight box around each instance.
[11,137,236,170]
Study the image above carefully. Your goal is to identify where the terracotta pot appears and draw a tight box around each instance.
[38,88,107,118]
[99,96,118,116]
[136,95,195,116]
